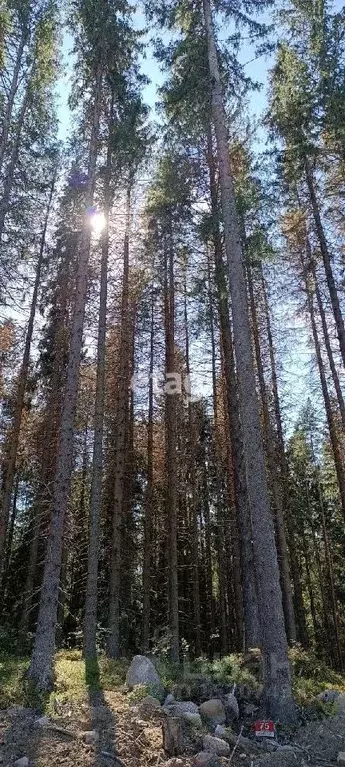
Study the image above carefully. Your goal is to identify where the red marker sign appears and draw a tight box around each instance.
[253,720,275,738]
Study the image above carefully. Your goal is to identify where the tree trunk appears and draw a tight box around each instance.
[28,64,103,690]
[107,187,131,658]
[308,248,345,429]
[0,170,56,572]
[83,120,111,661]
[300,245,345,521]
[183,277,202,657]
[202,0,295,722]
[142,290,155,652]
[164,228,179,663]
[0,59,33,242]
[246,262,297,644]
[304,158,345,367]
[260,269,308,648]
[206,137,260,649]
[0,30,27,172]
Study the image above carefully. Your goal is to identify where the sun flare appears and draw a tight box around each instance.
[90,211,106,234]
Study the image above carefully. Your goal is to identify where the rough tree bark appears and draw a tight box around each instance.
[202,0,296,721]
[27,64,103,690]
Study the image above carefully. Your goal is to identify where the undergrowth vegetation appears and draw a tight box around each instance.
[1,647,345,714]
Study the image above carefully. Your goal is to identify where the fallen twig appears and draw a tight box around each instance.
[229,725,244,764]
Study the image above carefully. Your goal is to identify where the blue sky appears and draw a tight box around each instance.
[54,1,344,431]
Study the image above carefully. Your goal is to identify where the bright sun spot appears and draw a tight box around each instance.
[90,211,106,234]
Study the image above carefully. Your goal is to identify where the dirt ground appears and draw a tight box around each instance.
[1,691,345,767]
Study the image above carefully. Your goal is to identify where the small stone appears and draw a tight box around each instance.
[214,725,226,738]
[34,715,50,727]
[14,759,29,767]
[164,694,175,707]
[183,712,202,727]
[317,689,341,704]
[199,699,226,726]
[278,746,296,753]
[203,734,230,757]
[193,752,221,767]
[83,730,99,745]
[239,755,247,761]
[337,754,345,766]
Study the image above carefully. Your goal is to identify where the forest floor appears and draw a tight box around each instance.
[1,649,345,767]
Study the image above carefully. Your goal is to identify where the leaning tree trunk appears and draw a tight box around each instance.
[107,187,132,659]
[0,171,56,573]
[202,0,295,722]
[83,122,112,661]
[28,64,103,691]
[304,158,345,368]
[246,262,296,645]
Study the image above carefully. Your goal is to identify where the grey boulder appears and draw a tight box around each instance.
[126,655,162,692]
[199,699,226,726]
[203,735,230,757]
